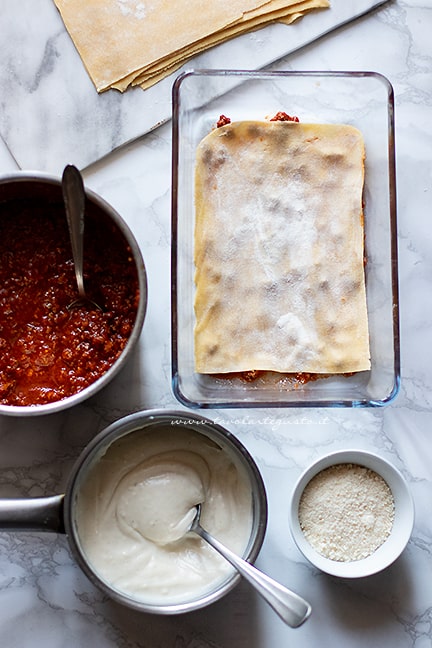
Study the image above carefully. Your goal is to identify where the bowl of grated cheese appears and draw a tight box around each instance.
[289,450,414,578]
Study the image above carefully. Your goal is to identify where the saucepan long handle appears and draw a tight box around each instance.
[0,495,65,533]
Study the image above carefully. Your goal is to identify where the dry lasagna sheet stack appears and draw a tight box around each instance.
[53,0,329,92]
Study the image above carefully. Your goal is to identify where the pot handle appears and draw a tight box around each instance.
[0,494,65,533]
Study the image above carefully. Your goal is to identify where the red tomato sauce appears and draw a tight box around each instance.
[0,198,140,406]
[269,111,299,122]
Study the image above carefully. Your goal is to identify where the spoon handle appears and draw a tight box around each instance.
[196,524,311,628]
[62,164,86,298]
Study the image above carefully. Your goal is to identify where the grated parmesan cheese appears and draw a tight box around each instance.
[298,463,395,562]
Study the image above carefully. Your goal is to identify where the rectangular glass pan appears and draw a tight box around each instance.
[171,70,399,408]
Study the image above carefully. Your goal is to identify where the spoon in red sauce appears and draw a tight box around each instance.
[62,164,102,311]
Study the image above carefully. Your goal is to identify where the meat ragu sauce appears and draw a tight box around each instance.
[0,198,139,406]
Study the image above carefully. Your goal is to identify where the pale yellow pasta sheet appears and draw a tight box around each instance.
[194,121,370,374]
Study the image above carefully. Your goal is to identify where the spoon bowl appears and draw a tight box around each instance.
[189,504,311,628]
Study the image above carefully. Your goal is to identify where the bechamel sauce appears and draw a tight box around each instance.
[74,426,253,604]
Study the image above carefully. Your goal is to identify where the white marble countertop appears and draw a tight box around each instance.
[0,0,431,646]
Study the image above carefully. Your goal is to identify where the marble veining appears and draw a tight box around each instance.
[0,0,431,645]
[0,0,387,174]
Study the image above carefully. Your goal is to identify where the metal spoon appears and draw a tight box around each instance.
[189,504,311,628]
[62,164,102,311]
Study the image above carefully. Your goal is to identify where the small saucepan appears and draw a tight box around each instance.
[0,410,268,615]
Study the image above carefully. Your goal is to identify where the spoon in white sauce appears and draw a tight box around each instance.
[188,504,311,628]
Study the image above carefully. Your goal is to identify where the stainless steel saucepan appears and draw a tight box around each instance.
[0,410,268,616]
[0,173,147,417]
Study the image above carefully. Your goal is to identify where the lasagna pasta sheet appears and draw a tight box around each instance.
[53,0,329,92]
[194,121,371,375]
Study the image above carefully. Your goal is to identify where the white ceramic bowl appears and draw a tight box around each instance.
[289,450,414,578]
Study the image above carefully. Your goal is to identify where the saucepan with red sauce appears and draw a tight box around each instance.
[0,173,147,416]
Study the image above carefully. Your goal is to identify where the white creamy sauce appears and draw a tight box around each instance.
[74,427,253,604]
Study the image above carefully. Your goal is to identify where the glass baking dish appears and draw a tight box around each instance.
[171,70,399,408]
